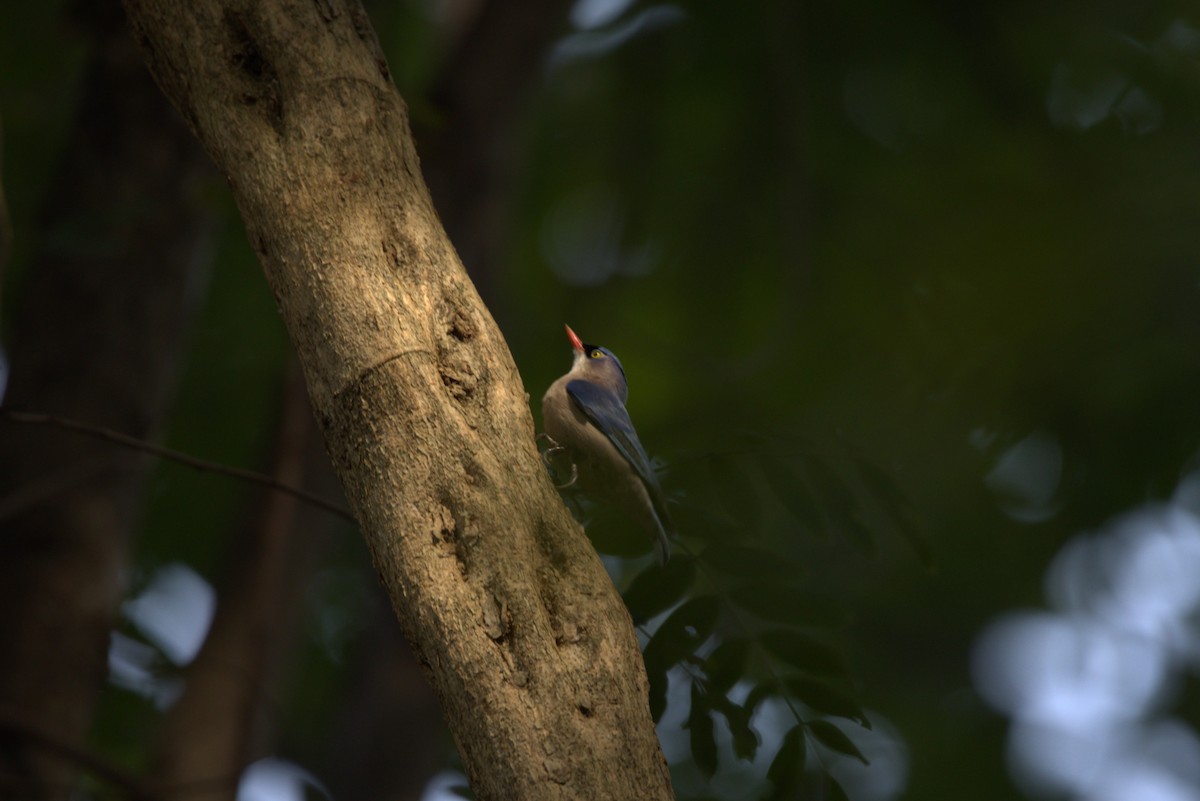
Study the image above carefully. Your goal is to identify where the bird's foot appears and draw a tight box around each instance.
[537,433,578,488]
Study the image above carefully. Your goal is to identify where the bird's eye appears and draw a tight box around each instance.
[590,349,604,358]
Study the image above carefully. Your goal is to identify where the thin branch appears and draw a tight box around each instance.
[0,408,356,523]
[0,718,244,801]
[0,114,10,286]
[0,457,113,522]
[0,719,154,801]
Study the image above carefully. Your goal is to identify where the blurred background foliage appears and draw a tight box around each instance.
[3,0,1200,799]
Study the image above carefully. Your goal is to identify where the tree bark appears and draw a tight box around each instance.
[0,9,215,798]
[148,363,315,801]
[418,0,573,306]
[119,2,674,799]
[322,6,576,795]
[323,595,445,801]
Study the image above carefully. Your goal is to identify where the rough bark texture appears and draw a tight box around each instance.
[0,12,214,799]
[120,1,674,799]
[321,5,576,795]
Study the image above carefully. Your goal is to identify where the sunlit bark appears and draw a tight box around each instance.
[119,1,673,799]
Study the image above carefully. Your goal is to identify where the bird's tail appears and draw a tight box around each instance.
[646,481,675,565]
[654,521,671,566]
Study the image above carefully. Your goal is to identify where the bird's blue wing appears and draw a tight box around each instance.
[567,378,675,562]
[566,379,660,492]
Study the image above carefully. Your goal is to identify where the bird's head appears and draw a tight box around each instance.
[564,324,628,401]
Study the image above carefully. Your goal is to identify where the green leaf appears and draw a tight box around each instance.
[852,454,909,510]
[853,456,934,568]
[759,629,849,678]
[642,596,722,722]
[846,512,877,554]
[765,724,806,799]
[646,662,670,723]
[759,452,823,533]
[708,453,763,533]
[742,683,774,719]
[824,774,851,801]
[808,719,869,765]
[728,582,849,627]
[669,500,741,545]
[585,502,659,558]
[699,543,805,582]
[800,452,874,552]
[643,596,722,664]
[688,683,718,778]
[703,637,750,693]
[710,694,761,762]
[730,715,761,762]
[663,594,721,642]
[783,676,869,727]
[622,555,696,625]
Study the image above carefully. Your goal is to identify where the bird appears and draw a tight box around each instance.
[541,324,673,564]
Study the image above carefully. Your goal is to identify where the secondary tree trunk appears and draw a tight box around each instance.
[0,9,214,797]
[148,364,315,801]
[120,2,674,799]
[419,0,574,306]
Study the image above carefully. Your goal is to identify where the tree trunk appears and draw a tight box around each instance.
[0,8,215,797]
[119,1,674,799]
[418,0,573,306]
[148,364,316,801]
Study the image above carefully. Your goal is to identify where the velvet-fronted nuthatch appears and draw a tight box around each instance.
[541,325,672,564]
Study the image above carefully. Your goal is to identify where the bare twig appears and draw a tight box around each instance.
[0,718,154,801]
[0,408,356,523]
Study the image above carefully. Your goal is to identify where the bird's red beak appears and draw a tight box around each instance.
[564,324,584,353]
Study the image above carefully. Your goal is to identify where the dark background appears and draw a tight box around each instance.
[3,1,1200,799]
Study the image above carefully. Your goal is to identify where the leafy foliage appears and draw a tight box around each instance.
[7,0,1200,798]
[621,431,912,794]
[624,552,697,625]
[765,725,805,799]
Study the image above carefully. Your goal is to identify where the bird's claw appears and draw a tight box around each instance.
[556,461,578,488]
[537,433,578,488]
